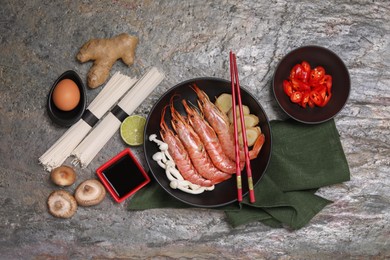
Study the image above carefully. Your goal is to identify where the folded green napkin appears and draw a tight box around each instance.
[128,119,350,229]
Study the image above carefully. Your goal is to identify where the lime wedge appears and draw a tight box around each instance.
[120,115,146,146]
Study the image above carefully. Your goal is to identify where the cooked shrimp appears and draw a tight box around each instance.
[170,102,231,184]
[192,84,265,161]
[160,107,213,187]
[181,99,244,174]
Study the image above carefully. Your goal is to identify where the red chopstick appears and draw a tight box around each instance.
[229,51,256,203]
[230,51,242,202]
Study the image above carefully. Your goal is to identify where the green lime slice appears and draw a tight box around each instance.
[120,115,146,146]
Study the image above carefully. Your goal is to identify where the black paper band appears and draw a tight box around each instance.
[82,109,99,127]
[111,105,129,122]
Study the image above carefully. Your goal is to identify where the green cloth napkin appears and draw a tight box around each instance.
[128,119,350,229]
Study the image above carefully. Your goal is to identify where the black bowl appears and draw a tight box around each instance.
[144,77,272,208]
[273,45,350,124]
[47,70,87,127]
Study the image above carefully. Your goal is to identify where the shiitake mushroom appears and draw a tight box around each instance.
[50,165,76,187]
[47,190,77,218]
[74,179,106,206]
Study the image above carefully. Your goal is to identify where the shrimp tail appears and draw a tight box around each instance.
[249,133,265,160]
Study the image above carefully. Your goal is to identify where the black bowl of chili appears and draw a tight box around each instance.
[273,45,350,124]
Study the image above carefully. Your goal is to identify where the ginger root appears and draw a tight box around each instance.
[76,33,138,88]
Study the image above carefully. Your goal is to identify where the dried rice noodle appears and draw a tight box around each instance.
[71,67,164,168]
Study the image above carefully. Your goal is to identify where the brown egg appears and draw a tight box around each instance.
[52,79,80,111]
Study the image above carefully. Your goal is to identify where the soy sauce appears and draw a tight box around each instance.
[101,155,147,198]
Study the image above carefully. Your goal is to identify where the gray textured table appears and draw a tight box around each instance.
[1,1,389,259]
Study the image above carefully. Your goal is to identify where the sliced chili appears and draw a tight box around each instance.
[290,91,303,103]
[310,66,325,83]
[290,64,303,80]
[320,75,332,92]
[310,90,324,106]
[315,86,327,101]
[283,80,293,96]
[307,99,315,108]
[301,91,310,108]
[301,61,311,83]
[283,61,333,108]
[301,61,311,73]
[320,92,332,107]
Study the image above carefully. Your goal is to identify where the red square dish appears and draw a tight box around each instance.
[96,148,151,203]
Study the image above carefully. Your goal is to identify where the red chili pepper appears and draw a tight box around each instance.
[301,61,311,73]
[320,92,332,107]
[290,91,303,103]
[301,71,309,83]
[300,80,311,92]
[290,64,304,80]
[291,78,311,92]
[308,99,315,108]
[309,90,324,106]
[310,66,325,83]
[300,61,311,83]
[290,78,299,91]
[283,80,293,96]
[300,91,310,108]
[319,75,332,92]
[314,86,327,100]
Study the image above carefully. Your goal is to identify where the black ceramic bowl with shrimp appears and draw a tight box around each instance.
[144,77,272,208]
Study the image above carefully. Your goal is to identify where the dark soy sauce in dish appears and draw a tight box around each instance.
[101,155,147,198]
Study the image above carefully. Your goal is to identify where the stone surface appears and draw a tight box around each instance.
[0,0,389,259]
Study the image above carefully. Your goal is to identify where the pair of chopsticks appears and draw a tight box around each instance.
[229,51,255,203]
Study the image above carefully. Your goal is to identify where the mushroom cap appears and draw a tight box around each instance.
[50,165,76,187]
[74,179,106,206]
[47,190,77,218]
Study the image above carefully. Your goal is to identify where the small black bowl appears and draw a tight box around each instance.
[273,45,350,124]
[47,70,87,127]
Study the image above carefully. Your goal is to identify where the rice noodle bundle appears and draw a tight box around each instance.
[71,67,165,168]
